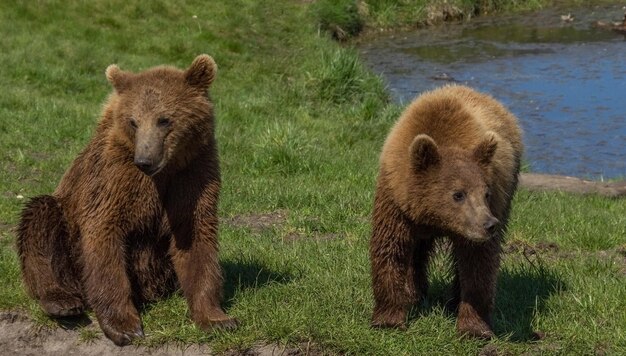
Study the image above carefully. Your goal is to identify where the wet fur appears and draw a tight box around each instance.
[17,55,237,346]
[370,85,522,338]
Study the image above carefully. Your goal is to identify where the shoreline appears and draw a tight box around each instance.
[520,173,626,198]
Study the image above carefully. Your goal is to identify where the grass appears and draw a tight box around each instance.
[0,0,625,354]
[311,0,547,38]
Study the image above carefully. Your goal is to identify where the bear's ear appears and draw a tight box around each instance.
[185,54,217,90]
[409,134,441,172]
[105,64,132,93]
[473,131,499,167]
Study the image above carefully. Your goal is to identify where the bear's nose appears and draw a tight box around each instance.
[134,157,154,173]
[483,216,499,233]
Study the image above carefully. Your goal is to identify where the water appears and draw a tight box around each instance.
[359,5,626,179]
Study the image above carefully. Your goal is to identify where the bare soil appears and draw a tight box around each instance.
[225,211,288,233]
[225,211,339,243]
[0,311,312,356]
[519,173,626,198]
[0,311,213,356]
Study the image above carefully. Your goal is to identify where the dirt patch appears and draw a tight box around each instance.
[225,212,340,243]
[283,232,340,243]
[225,211,288,233]
[519,173,626,198]
[225,341,321,355]
[503,240,560,255]
[478,344,499,356]
[504,240,626,276]
[0,311,213,356]
[0,311,320,356]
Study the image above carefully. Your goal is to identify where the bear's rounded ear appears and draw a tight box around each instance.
[105,64,132,92]
[185,54,217,90]
[473,131,499,167]
[409,134,440,172]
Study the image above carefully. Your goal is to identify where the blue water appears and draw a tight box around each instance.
[359,6,626,179]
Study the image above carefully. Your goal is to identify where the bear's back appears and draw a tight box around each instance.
[383,85,521,160]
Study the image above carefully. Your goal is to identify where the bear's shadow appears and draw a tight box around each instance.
[411,261,565,342]
[53,314,93,330]
[49,259,293,330]
[221,259,294,309]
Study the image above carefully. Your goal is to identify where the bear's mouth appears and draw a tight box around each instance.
[464,230,492,242]
[136,160,166,177]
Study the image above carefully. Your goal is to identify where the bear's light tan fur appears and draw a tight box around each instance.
[370,85,522,338]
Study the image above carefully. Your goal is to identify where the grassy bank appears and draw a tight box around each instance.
[312,0,547,39]
[0,0,625,354]
[312,0,625,39]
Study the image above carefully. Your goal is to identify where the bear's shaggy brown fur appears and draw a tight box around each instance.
[17,55,237,346]
[370,85,522,338]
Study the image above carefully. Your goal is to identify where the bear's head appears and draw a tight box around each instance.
[407,132,500,242]
[105,54,217,176]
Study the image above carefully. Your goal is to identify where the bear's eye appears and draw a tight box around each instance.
[452,191,466,202]
[157,117,171,127]
[485,190,492,200]
[129,118,138,129]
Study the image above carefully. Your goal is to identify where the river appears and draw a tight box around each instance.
[359,4,626,179]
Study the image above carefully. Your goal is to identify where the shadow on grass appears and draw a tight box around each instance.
[493,262,565,341]
[46,259,294,328]
[221,259,295,309]
[409,260,565,342]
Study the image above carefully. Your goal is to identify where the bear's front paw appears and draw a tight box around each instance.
[456,319,494,340]
[456,302,495,339]
[98,312,144,346]
[40,290,85,317]
[194,308,239,332]
[203,317,239,332]
[371,308,407,330]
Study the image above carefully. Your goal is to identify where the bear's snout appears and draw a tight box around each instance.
[133,129,166,176]
[134,156,157,175]
[483,215,499,234]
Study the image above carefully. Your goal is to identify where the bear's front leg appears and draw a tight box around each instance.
[169,178,237,332]
[370,189,418,330]
[452,237,501,339]
[81,223,143,346]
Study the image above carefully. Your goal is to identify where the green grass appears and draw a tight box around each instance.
[311,0,547,37]
[1,0,625,354]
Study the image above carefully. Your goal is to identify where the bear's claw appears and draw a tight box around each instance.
[201,317,239,332]
[98,313,144,346]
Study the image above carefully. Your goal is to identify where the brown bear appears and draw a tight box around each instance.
[370,85,522,339]
[17,54,237,346]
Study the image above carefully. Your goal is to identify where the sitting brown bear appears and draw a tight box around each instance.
[370,85,522,338]
[17,55,237,346]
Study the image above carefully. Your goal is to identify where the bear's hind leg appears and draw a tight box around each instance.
[411,237,434,303]
[127,234,178,305]
[17,195,84,317]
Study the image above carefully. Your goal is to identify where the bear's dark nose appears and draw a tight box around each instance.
[483,216,499,233]
[134,157,154,174]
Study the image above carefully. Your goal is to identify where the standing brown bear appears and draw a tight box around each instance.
[17,55,237,346]
[370,85,522,339]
